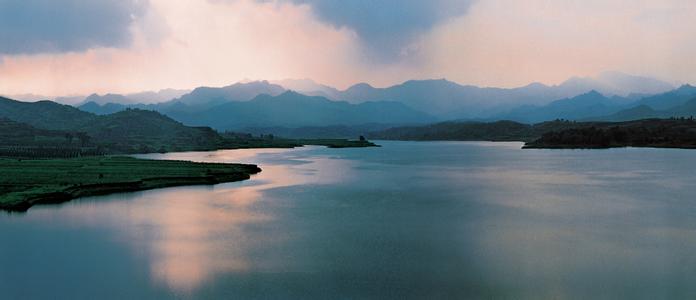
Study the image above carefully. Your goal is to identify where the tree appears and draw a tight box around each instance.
[64,133,74,145]
[76,132,91,147]
[359,135,366,142]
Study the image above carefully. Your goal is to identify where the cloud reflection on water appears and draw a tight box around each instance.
[133,149,350,291]
[25,147,350,292]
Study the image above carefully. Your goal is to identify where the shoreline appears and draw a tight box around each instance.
[0,140,377,212]
[523,143,696,150]
[0,157,261,212]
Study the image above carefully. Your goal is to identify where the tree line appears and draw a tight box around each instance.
[0,146,105,159]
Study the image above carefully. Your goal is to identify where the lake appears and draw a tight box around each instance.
[2,141,696,299]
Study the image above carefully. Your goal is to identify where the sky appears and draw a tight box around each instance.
[0,0,695,97]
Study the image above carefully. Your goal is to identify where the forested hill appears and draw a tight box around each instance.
[524,118,696,149]
[369,117,696,149]
[79,109,224,153]
[0,96,226,154]
[0,96,96,130]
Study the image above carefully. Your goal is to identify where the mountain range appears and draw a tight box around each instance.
[82,88,190,106]
[584,84,696,121]
[75,72,676,122]
[165,91,435,129]
[328,71,674,118]
[497,91,634,123]
[7,72,696,137]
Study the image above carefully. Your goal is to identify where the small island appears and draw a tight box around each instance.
[0,156,261,212]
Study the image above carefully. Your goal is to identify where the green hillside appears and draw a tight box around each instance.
[79,109,224,153]
[0,96,96,130]
[0,97,228,154]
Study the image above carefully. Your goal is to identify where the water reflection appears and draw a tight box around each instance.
[20,147,350,293]
[3,142,696,298]
[130,149,350,292]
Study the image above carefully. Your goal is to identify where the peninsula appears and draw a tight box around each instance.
[0,156,261,212]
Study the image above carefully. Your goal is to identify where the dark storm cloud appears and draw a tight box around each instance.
[273,0,474,62]
[0,0,148,55]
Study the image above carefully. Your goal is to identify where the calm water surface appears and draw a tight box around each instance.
[2,141,696,299]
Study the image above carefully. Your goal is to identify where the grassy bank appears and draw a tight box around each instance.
[0,156,261,212]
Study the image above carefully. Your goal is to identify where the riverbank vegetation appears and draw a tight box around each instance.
[524,118,696,149]
[369,118,696,149]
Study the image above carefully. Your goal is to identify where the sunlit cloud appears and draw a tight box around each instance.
[0,0,363,96]
[418,0,696,87]
[0,0,695,96]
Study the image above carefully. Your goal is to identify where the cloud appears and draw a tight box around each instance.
[1,0,696,97]
[417,0,696,87]
[0,0,148,55]
[0,0,366,96]
[275,0,473,62]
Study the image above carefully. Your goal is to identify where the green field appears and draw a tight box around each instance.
[0,156,261,212]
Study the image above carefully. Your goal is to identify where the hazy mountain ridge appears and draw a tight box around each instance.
[74,72,676,121]
[166,91,435,130]
[80,88,190,106]
[79,81,289,115]
[83,93,135,105]
[169,81,286,109]
[271,79,341,99]
[632,84,696,110]
[16,73,692,134]
[498,91,633,123]
[587,85,696,121]
[330,72,673,119]
[556,72,674,97]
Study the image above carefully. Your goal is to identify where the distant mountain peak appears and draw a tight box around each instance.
[676,84,696,91]
[231,80,272,86]
[582,90,604,97]
[556,72,674,97]
[172,80,286,107]
[348,82,374,89]
[522,82,549,89]
[279,90,303,97]
[402,78,460,86]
